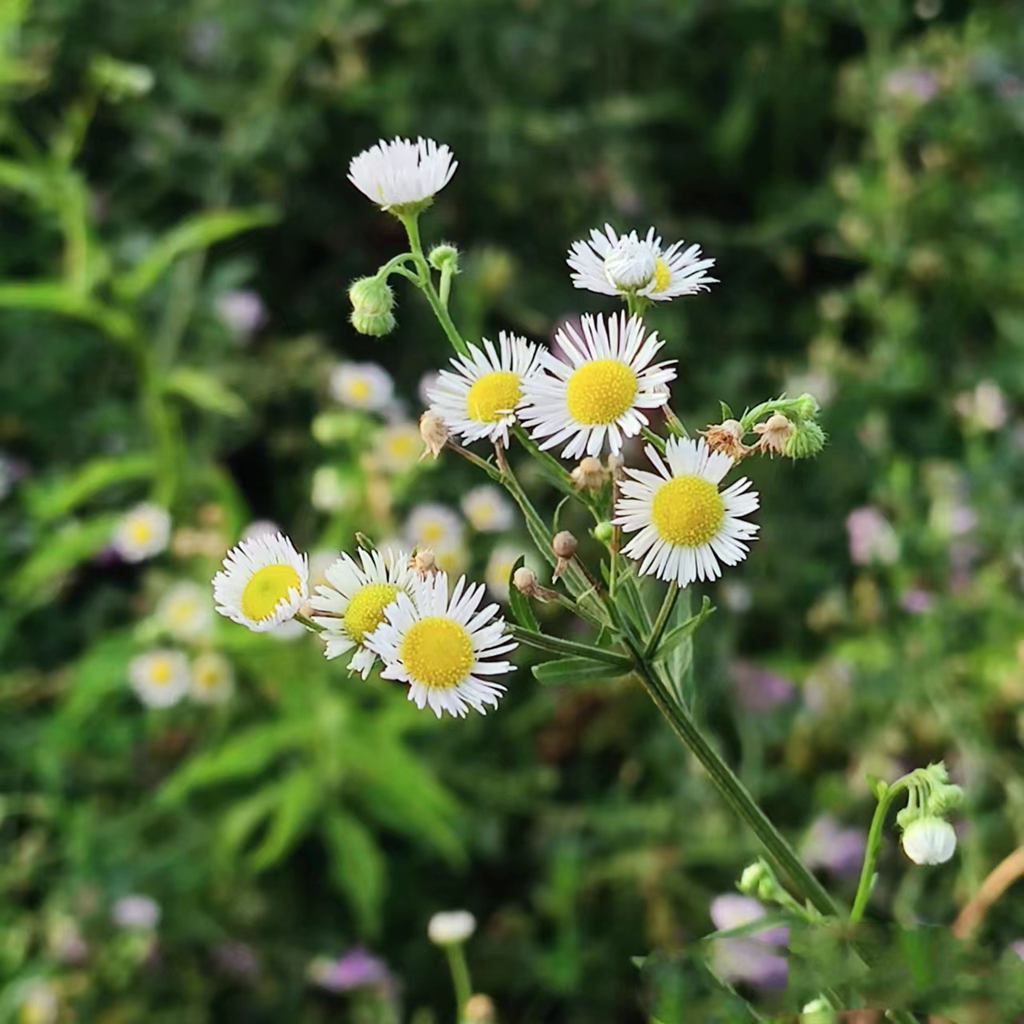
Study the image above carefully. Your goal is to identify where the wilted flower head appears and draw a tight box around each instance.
[570,456,609,492]
[419,409,449,459]
[702,419,749,460]
[753,413,794,457]
[428,909,477,945]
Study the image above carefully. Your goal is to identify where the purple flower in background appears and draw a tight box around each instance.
[112,894,161,930]
[216,290,267,341]
[885,68,940,103]
[846,506,899,566]
[899,588,935,615]
[731,661,795,712]
[1011,939,1024,961]
[802,816,867,879]
[709,895,788,990]
[213,941,261,981]
[309,948,393,994]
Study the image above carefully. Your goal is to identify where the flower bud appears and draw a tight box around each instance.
[702,419,749,460]
[783,420,827,459]
[753,413,794,457]
[464,994,496,1024]
[513,565,539,596]
[419,410,449,460]
[901,817,957,865]
[552,531,577,559]
[349,276,396,337]
[738,862,770,896]
[427,910,476,946]
[570,456,607,492]
[428,243,460,274]
[604,238,656,290]
[792,393,821,421]
[592,521,614,544]
[410,548,436,576]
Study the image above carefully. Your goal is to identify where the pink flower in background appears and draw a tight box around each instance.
[309,948,393,994]
[885,68,940,103]
[216,290,267,340]
[846,506,899,566]
[730,661,795,712]
[801,816,867,879]
[954,379,1009,432]
[899,588,935,615]
[709,895,788,990]
[112,893,160,930]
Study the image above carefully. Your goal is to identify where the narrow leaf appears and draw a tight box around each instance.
[163,367,247,418]
[323,811,386,935]
[507,555,539,632]
[532,656,628,686]
[654,596,715,663]
[247,769,320,872]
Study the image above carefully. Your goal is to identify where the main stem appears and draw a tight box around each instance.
[444,942,472,1023]
[850,781,905,924]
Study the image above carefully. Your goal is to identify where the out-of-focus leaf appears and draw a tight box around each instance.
[246,769,320,872]
[507,555,539,631]
[214,784,284,870]
[532,656,626,686]
[0,280,136,344]
[115,207,277,300]
[323,810,385,934]
[51,629,136,728]
[163,367,247,419]
[24,454,155,523]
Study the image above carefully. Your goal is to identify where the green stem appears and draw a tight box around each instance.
[444,942,472,1023]
[644,583,680,658]
[850,780,908,924]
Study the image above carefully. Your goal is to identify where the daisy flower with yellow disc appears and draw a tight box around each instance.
[427,332,541,446]
[519,312,676,459]
[614,437,759,587]
[567,224,717,302]
[365,571,517,718]
[212,532,309,632]
[310,547,415,678]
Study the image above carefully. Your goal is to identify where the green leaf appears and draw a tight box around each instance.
[163,367,247,418]
[323,811,386,934]
[247,768,320,872]
[655,596,715,664]
[719,400,734,421]
[159,721,308,803]
[532,656,628,686]
[552,495,572,535]
[116,207,277,300]
[24,454,155,523]
[214,785,284,870]
[0,280,136,345]
[507,555,539,632]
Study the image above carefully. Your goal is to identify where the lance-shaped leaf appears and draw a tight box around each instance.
[323,811,386,935]
[506,555,539,632]
[163,367,247,418]
[532,656,630,686]
[654,596,715,664]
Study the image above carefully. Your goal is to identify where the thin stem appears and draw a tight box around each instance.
[850,780,908,924]
[295,613,324,633]
[444,942,472,1023]
[644,583,680,658]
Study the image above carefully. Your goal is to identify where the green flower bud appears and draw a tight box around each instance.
[791,393,821,421]
[349,276,395,317]
[428,243,460,274]
[592,521,614,544]
[783,420,827,459]
[738,861,770,896]
[351,309,397,337]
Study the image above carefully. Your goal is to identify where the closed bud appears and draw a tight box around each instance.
[792,393,821,421]
[592,521,614,544]
[351,309,397,337]
[901,817,957,865]
[513,565,538,595]
[349,276,396,337]
[552,531,577,559]
[783,420,827,459]
[419,410,449,460]
[428,243,460,274]
[738,862,770,896]
[571,456,607,492]
[464,994,496,1024]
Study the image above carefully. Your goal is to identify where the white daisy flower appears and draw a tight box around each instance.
[111,503,172,563]
[374,421,423,474]
[567,223,717,301]
[365,571,517,718]
[329,361,394,412]
[427,910,476,945]
[427,332,542,446]
[212,532,309,632]
[519,312,676,459]
[461,485,515,533]
[484,543,525,602]
[404,503,465,552]
[615,437,759,587]
[310,547,415,678]
[189,652,235,704]
[311,466,357,513]
[348,136,457,210]
[157,581,213,642]
[129,649,191,708]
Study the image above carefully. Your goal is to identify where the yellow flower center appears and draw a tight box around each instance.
[400,616,474,688]
[651,475,725,547]
[149,659,173,686]
[129,520,154,545]
[566,359,638,425]
[344,582,401,643]
[241,564,301,621]
[347,378,371,402]
[386,433,417,458]
[420,522,446,544]
[466,370,521,423]
[652,256,671,293]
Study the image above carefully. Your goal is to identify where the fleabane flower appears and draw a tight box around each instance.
[404,503,465,552]
[567,224,717,301]
[157,581,213,641]
[212,532,309,632]
[129,649,190,708]
[310,547,415,678]
[348,136,457,211]
[615,437,759,587]
[329,361,394,412]
[365,572,517,718]
[520,312,676,459]
[427,332,541,446]
[461,485,515,533]
[190,652,235,704]
[112,503,172,562]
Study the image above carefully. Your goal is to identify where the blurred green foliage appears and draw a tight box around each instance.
[1,0,1023,1021]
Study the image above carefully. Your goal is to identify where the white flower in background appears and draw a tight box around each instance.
[329,361,394,412]
[427,910,477,945]
[311,547,415,678]
[374,421,423,474]
[112,893,161,930]
[615,437,759,587]
[311,465,357,513]
[215,289,266,340]
[901,817,957,865]
[111,502,172,562]
[484,544,524,602]
[434,544,469,579]
[520,312,676,459]
[954,379,1008,432]
[427,332,541,446]
[129,649,190,708]
[567,223,717,301]
[157,581,213,641]
[242,519,281,540]
[365,572,516,718]
[418,371,441,405]
[212,532,309,632]
[270,619,306,642]
[189,652,235,704]
[17,982,58,1024]
[348,136,457,210]
[309,548,337,587]
[461,485,515,533]
[405,503,465,552]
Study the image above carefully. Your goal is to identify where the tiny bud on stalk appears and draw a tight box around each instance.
[428,243,460,274]
[570,456,607,492]
[552,530,578,581]
[349,276,397,337]
[419,410,449,459]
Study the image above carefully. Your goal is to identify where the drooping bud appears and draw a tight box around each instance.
[753,413,794,457]
[464,994,496,1024]
[901,817,957,865]
[410,548,437,576]
[349,276,396,337]
[783,420,827,460]
[419,409,449,460]
[428,243,460,274]
[702,419,749,460]
[552,530,578,581]
[570,456,608,492]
